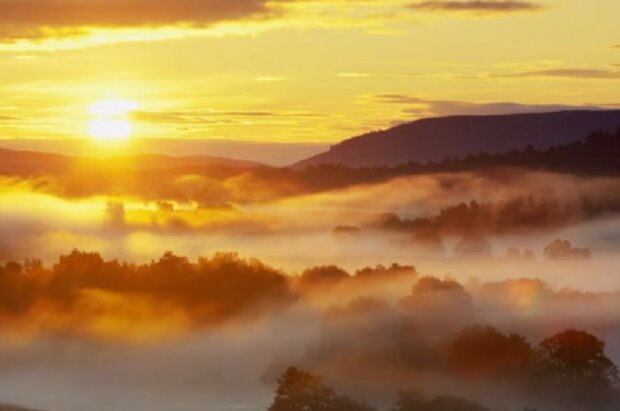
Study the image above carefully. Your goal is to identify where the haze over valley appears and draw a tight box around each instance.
[1,1,620,410]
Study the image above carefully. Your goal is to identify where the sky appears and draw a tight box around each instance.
[0,0,619,148]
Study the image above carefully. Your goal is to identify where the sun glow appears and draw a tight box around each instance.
[88,98,139,142]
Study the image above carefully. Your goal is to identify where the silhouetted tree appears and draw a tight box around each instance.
[532,329,619,406]
[333,226,360,237]
[296,265,350,293]
[428,396,489,411]
[400,276,473,314]
[543,239,591,260]
[268,367,375,411]
[269,367,337,411]
[390,390,428,411]
[449,325,534,380]
[399,276,475,335]
[454,235,492,258]
[379,196,573,241]
[354,264,417,281]
[390,390,489,411]
[0,260,38,314]
[0,250,296,327]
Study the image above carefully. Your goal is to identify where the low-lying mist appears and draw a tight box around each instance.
[0,251,618,411]
[0,168,619,411]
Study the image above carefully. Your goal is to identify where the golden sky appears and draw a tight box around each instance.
[0,0,619,144]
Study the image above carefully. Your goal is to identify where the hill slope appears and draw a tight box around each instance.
[0,405,45,411]
[294,110,620,168]
[0,138,327,167]
[0,148,261,175]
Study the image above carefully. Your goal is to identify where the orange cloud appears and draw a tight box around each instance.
[0,0,272,39]
[0,0,407,43]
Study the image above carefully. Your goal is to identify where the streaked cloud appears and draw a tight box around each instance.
[372,95,605,118]
[0,0,550,51]
[132,109,323,124]
[497,68,620,79]
[408,0,544,13]
[255,76,289,82]
[338,72,375,78]
[0,0,272,37]
[0,0,327,48]
[0,0,420,50]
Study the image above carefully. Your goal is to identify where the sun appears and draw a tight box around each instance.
[89,118,133,140]
[88,98,139,142]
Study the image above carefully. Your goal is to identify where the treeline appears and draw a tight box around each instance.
[269,366,522,410]
[295,263,416,295]
[0,250,294,321]
[291,127,620,190]
[8,129,620,206]
[376,199,600,254]
[269,326,620,411]
[378,197,573,237]
[1,250,618,410]
[270,324,620,410]
[0,251,606,324]
[0,251,418,327]
[274,275,620,411]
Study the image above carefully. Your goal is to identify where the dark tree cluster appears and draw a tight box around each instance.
[294,263,417,295]
[448,325,534,381]
[333,225,361,237]
[532,330,620,406]
[0,250,296,324]
[447,325,619,409]
[379,197,573,238]
[390,390,491,411]
[543,239,591,260]
[269,367,375,411]
[271,325,619,411]
[400,276,473,316]
[302,276,620,411]
[269,367,530,411]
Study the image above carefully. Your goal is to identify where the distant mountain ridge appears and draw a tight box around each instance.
[294,110,620,168]
[0,148,261,175]
[0,138,327,167]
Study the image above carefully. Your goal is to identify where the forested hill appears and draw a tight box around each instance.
[291,128,620,190]
[295,110,620,168]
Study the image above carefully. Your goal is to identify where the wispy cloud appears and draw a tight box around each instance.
[497,68,620,79]
[337,65,620,82]
[408,0,543,13]
[255,76,289,82]
[132,109,322,124]
[0,0,420,49]
[372,95,606,118]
